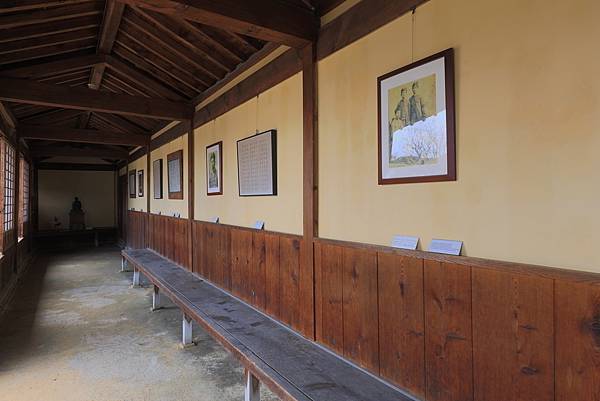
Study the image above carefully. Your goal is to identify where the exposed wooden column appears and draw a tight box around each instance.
[187,114,194,271]
[300,43,317,339]
[125,155,129,247]
[145,141,151,247]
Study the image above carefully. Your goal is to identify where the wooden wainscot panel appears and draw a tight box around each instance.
[215,224,232,290]
[424,260,473,401]
[472,268,554,401]
[298,238,314,338]
[264,233,281,319]
[279,236,301,329]
[127,210,147,249]
[315,241,344,355]
[192,221,204,277]
[252,231,267,311]
[230,228,253,302]
[377,252,425,399]
[555,280,600,401]
[342,246,379,374]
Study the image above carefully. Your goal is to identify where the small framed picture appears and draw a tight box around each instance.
[206,141,223,195]
[137,169,144,197]
[153,159,163,199]
[167,149,183,200]
[377,48,456,184]
[129,169,136,198]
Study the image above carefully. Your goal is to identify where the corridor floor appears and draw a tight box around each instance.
[0,247,279,401]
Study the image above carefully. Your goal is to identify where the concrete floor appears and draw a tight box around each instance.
[0,247,279,401]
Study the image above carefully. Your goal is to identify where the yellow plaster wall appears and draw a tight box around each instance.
[127,155,147,212]
[318,0,600,272]
[194,73,303,234]
[38,170,115,230]
[150,134,189,218]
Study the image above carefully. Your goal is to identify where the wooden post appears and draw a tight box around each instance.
[187,115,195,271]
[146,142,151,248]
[300,43,318,338]
[244,369,260,401]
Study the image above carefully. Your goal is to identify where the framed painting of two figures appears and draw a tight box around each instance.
[378,48,456,184]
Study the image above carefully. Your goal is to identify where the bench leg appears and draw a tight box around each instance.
[151,285,162,311]
[121,257,127,272]
[132,268,140,287]
[182,314,193,346]
[244,370,260,401]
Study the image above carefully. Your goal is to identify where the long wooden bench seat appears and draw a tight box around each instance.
[122,248,415,401]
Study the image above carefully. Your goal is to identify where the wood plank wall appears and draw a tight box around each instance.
[148,213,189,270]
[125,216,600,401]
[126,210,146,249]
[193,221,313,338]
[314,238,600,401]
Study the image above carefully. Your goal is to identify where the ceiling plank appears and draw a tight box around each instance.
[0,15,101,43]
[0,27,98,55]
[20,124,148,146]
[0,53,102,79]
[89,0,125,89]
[0,2,104,29]
[0,77,193,120]
[30,144,129,159]
[0,1,94,14]
[0,101,17,130]
[0,38,97,65]
[118,0,318,48]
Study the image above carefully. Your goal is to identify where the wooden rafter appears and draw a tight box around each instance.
[89,0,125,89]
[20,124,148,146]
[0,1,93,14]
[0,53,103,79]
[30,144,129,159]
[0,77,193,120]
[0,2,104,29]
[118,0,318,48]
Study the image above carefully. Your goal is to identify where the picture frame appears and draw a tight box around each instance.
[137,169,144,197]
[128,169,136,198]
[167,149,183,200]
[377,48,456,184]
[206,141,223,196]
[153,159,163,199]
[236,129,277,197]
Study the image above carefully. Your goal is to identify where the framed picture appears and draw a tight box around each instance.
[129,169,136,198]
[377,48,456,184]
[137,169,144,197]
[153,159,163,199]
[237,129,277,196]
[206,141,222,195]
[167,149,183,199]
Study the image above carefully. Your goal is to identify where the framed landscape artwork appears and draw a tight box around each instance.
[377,48,456,184]
[206,141,222,195]
[167,150,183,199]
[153,159,163,199]
[137,169,144,197]
[129,169,136,198]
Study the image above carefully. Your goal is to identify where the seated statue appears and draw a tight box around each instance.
[70,197,85,230]
[72,197,82,212]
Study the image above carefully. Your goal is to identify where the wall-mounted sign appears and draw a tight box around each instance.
[237,130,277,196]
[137,169,144,197]
[206,141,223,196]
[167,149,183,200]
[428,239,462,255]
[209,216,220,224]
[254,220,265,230]
[391,235,419,250]
[129,169,136,198]
[153,159,163,199]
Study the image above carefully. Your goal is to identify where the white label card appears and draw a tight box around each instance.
[428,239,463,255]
[209,216,220,224]
[391,235,419,250]
[254,220,265,230]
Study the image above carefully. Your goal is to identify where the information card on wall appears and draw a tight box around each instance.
[237,130,277,196]
[391,235,419,250]
[428,239,463,255]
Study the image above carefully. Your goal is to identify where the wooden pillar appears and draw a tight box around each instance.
[125,156,129,248]
[12,134,20,273]
[145,142,151,248]
[187,115,195,271]
[301,43,318,338]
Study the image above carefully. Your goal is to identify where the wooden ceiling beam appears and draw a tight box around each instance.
[0,2,104,29]
[0,101,17,130]
[0,1,94,14]
[0,38,97,66]
[0,27,98,55]
[30,144,129,159]
[118,0,318,48]
[89,0,125,89]
[20,124,148,146]
[0,15,101,43]
[0,77,193,120]
[0,53,102,79]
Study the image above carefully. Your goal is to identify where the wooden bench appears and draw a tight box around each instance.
[122,248,416,401]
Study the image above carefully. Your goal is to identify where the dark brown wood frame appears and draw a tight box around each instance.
[167,149,183,200]
[206,141,223,196]
[377,48,456,185]
[236,130,277,197]
[128,169,136,198]
[137,169,144,197]
[153,158,163,199]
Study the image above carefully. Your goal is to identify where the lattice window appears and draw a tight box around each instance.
[19,158,29,239]
[3,143,15,236]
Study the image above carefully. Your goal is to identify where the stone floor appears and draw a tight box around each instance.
[0,247,279,401]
